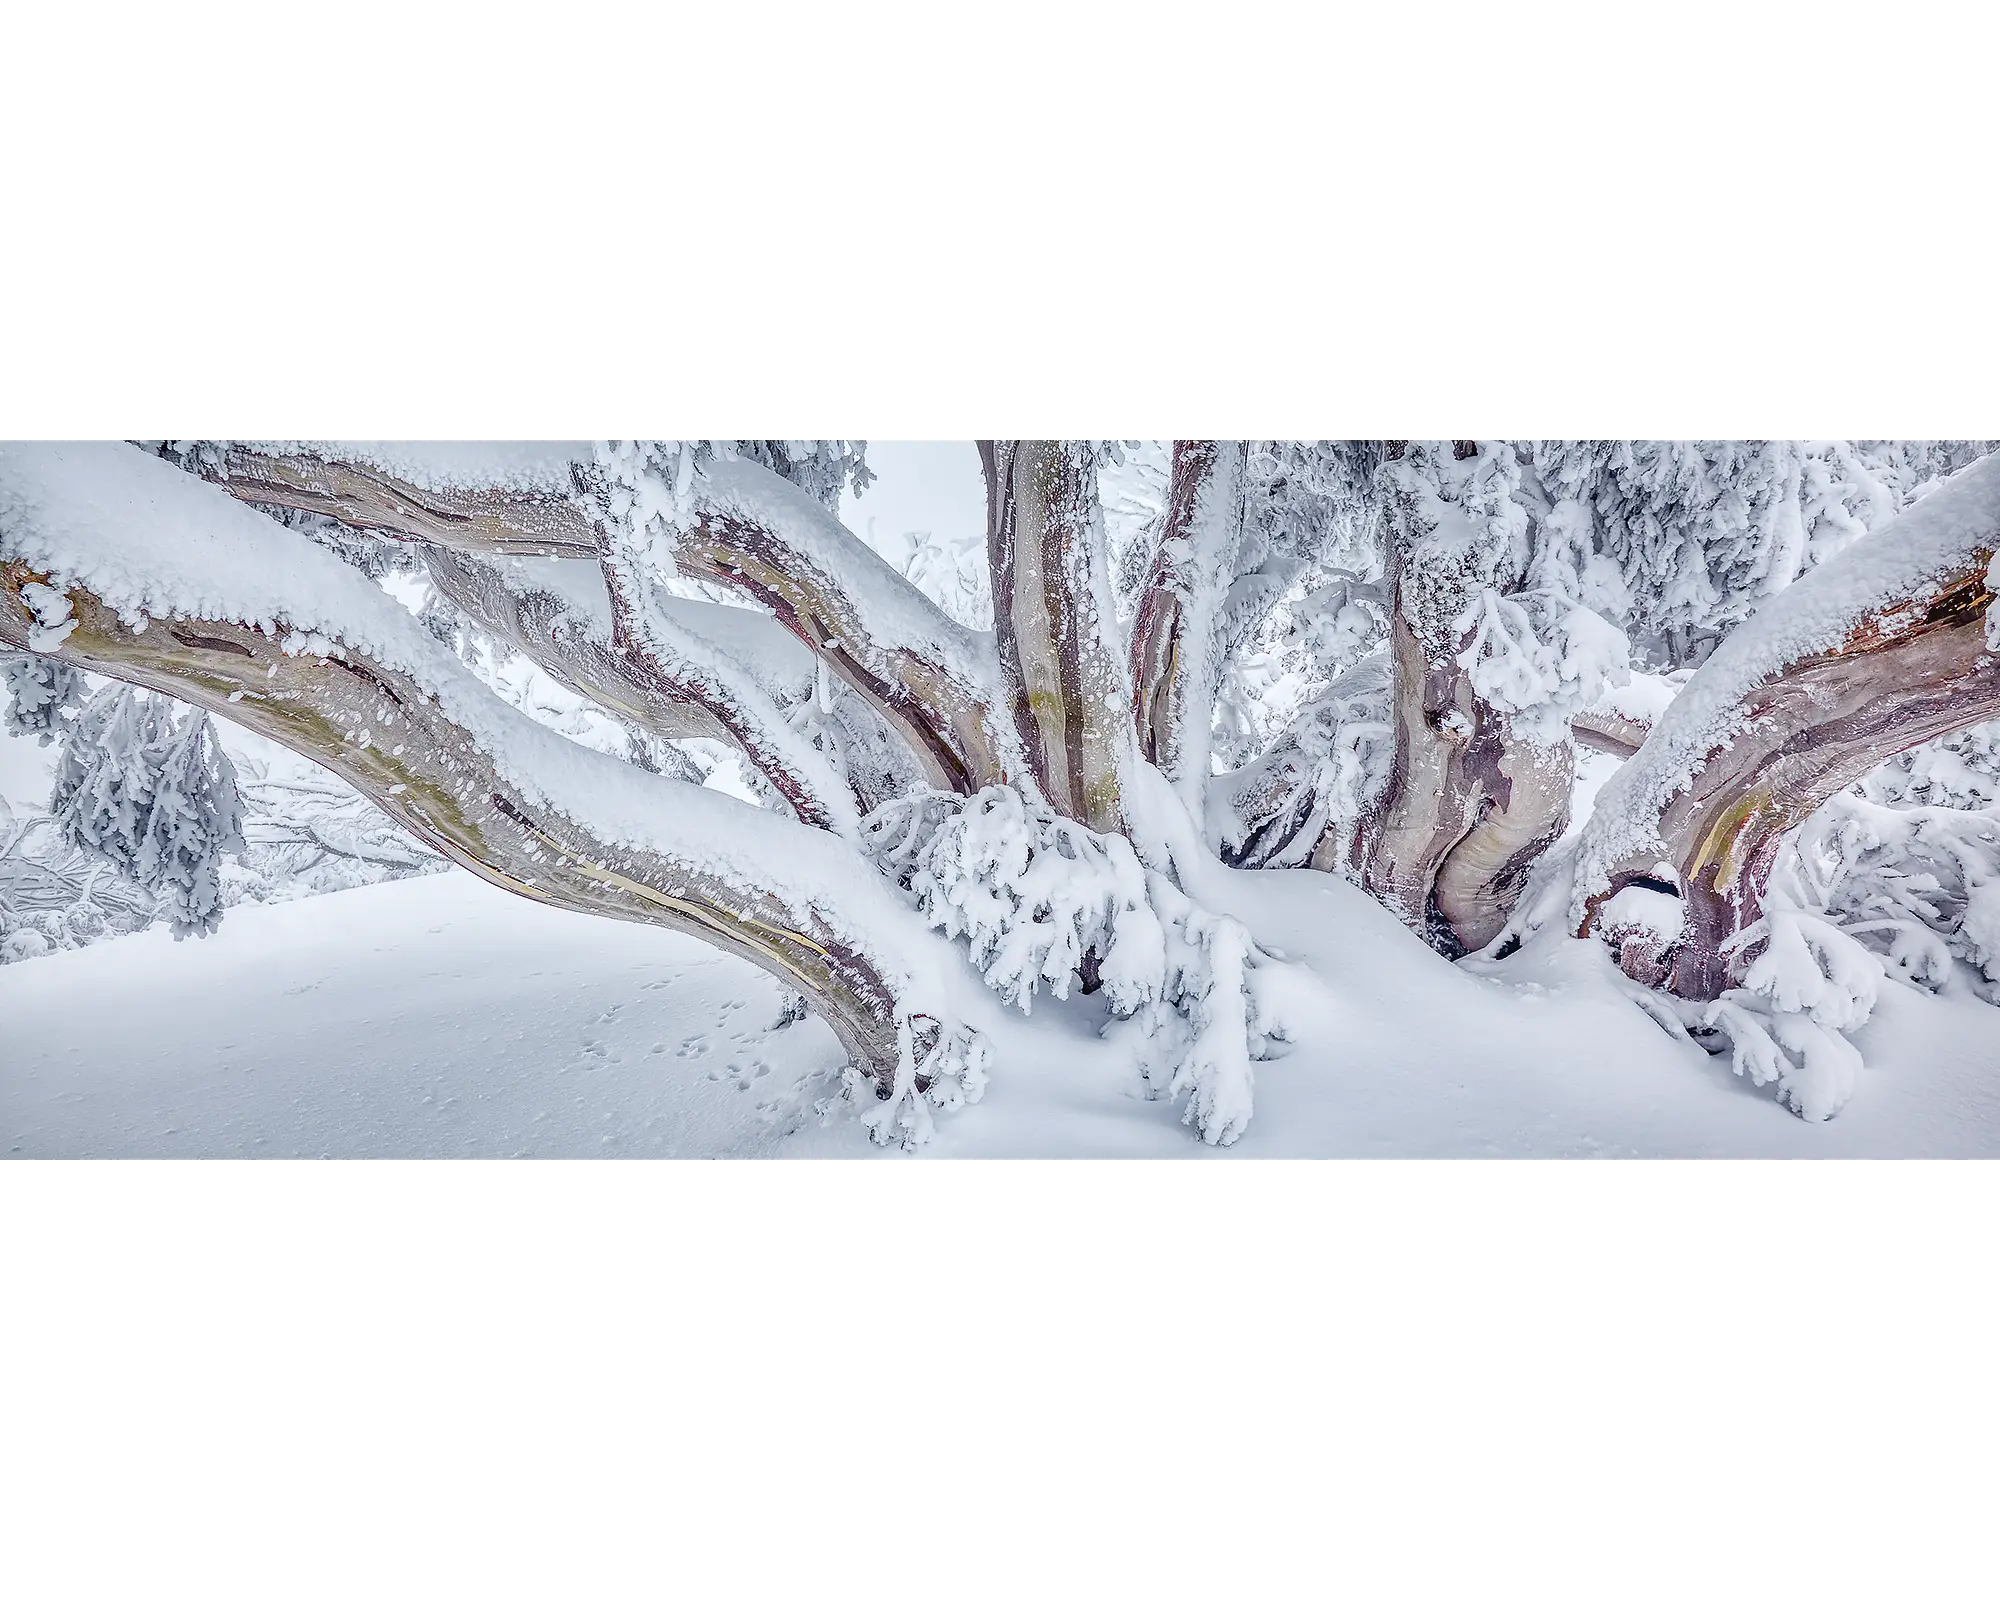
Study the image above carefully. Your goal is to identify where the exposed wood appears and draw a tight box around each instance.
[1571,705,1652,757]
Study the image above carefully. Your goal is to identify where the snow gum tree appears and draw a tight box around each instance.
[5,438,1998,1139]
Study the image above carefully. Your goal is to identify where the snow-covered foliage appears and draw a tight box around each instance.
[871,525,992,629]
[1775,723,2000,999]
[2,650,85,741]
[51,685,171,883]
[864,784,1162,1014]
[135,704,246,935]
[1121,870,1296,1147]
[851,1016,993,1150]
[1531,440,1996,667]
[862,782,1287,1144]
[1213,651,1394,869]
[47,686,245,937]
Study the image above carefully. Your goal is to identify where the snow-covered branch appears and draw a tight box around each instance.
[427,545,860,834]
[0,443,983,1090]
[1574,452,2000,999]
[650,452,1012,798]
[189,441,599,557]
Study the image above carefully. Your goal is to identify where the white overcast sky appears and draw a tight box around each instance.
[838,441,987,552]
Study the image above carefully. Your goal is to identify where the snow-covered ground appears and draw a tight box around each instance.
[9,857,1998,1157]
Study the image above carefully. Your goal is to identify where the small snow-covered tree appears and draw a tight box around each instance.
[1,651,85,741]
[51,684,169,880]
[134,704,246,935]
[43,683,247,936]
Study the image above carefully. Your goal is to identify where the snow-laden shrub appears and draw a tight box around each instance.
[1691,906,1882,1122]
[1,651,85,742]
[1454,590,1631,745]
[1769,724,2000,1002]
[1212,651,1395,871]
[1121,871,1298,1146]
[863,784,1292,1144]
[852,1017,994,1149]
[864,784,1164,1014]
[133,707,245,936]
[51,685,169,881]
[1702,996,1866,1124]
[50,687,246,938]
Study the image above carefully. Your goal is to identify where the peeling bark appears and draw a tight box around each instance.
[1331,454,1573,952]
[1337,600,1560,952]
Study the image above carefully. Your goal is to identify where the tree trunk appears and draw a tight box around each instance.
[979,440,1133,833]
[1128,440,1247,814]
[1332,455,1572,953]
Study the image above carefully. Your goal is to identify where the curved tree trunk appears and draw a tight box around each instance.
[1,559,909,1083]
[1332,446,1573,953]
[1576,454,2000,1000]
[1586,560,2000,999]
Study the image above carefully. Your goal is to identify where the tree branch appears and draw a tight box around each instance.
[203,442,1011,803]
[199,442,598,557]
[0,444,968,1082]
[682,454,1009,797]
[425,546,862,832]
[1574,454,2000,999]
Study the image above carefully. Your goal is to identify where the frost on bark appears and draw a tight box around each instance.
[1128,440,1248,810]
[979,440,1134,834]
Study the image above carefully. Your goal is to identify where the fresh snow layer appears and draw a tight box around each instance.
[243,441,591,495]
[10,860,1999,1159]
